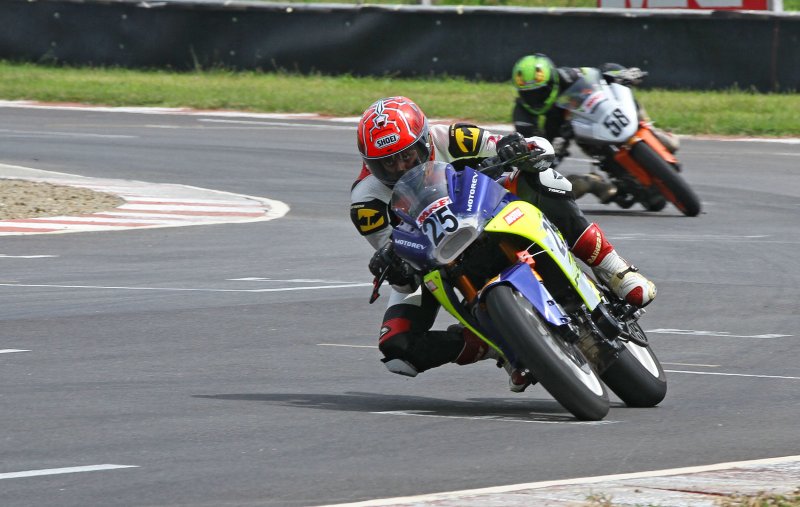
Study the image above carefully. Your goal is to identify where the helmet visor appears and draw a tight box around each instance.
[365,137,430,187]
[520,85,555,112]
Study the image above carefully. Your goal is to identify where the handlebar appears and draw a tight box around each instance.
[476,155,515,179]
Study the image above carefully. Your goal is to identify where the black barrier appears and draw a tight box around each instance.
[0,0,797,91]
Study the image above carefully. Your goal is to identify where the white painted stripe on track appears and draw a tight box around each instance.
[648,328,792,339]
[665,369,800,380]
[94,212,221,221]
[198,118,356,130]
[0,349,30,354]
[317,455,800,507]
[313,346,797,379]
[661,362,720,367]
[118,204,266,212]
[0,254,57,258]
[0,282,372,293]
[372,410,617,425]
[231,277,361,283]
[0,222,115,229]
[318,343,377,349]
[123,197,263,205]
[0,464,138,480]
[7,216,173,224]
[0,128,136,139]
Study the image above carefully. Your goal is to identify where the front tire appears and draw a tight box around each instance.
[601,321,667,407]
[630,142,701,217]
[486,285,609,421]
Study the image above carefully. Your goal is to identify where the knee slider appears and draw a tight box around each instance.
[382,358,418,377]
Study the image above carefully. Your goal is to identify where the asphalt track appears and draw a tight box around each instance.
[0,103,798,507]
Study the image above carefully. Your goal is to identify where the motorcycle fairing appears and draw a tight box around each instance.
[481,201,602,311]
[556,69,639,144]
[480,262,570,328]
[422,269,506,356]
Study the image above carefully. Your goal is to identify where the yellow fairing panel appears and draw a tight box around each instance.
[484,202,602,309]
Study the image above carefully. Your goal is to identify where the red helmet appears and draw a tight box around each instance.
[357,96,431,187]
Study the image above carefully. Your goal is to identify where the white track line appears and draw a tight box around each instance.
[0,282,372,293]
[0,464,138,480]
[664,369,800,380]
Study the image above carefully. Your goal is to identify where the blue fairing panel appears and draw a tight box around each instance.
[480,263,570,327]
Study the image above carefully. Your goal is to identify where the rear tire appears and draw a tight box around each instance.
[630,142,701,217]
[486,285,609,421]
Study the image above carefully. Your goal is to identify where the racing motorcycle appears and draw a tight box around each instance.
[370,158,666,421]
[554,68,701,217]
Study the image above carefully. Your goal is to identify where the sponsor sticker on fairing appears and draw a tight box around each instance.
[504,207,524,225]
[466,173,478,212]
[396,239,426,250]
[583,91,606,113]
[425,280,438,293]
[416,197,452,226]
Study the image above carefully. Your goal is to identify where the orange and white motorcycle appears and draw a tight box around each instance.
[555,68,701,217]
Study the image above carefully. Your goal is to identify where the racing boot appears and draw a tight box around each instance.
[571,223,656,307]
[450,324,534,392]
[503,361,535,393]
[567,173,617,203]
[638,104,679,154]
[653,128,680,154]
[450,324,500,365]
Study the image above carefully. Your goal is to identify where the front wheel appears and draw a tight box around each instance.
[485,285,609,421]
[600,321,667,407]
[630,142,702,217]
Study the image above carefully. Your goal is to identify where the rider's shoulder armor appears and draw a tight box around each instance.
[350,174,392,238]
[446,123,486,159]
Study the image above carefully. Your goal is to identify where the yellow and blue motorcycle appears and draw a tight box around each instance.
[377,160,666,421]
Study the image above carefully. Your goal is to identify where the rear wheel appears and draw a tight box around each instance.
[485,285,609,421]
[601,321,667,407]
[630,142,701,217]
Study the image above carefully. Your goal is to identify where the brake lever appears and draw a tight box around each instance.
[369,265,390,304]
[477,156,511,179]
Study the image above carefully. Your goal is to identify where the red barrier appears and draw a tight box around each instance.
[597,0,776,9]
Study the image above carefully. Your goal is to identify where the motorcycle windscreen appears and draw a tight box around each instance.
[556,69,638,144]
[391,162,507,266]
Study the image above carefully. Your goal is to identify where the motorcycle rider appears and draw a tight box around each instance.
[350,96,656,390]
[511,53,679,202]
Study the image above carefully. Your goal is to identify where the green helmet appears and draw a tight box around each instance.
[512,54,560,114]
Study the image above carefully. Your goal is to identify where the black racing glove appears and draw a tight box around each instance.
[496,133,530,165]
[368,243,416,287]
[605,67,647,86]
[497,132,556,173]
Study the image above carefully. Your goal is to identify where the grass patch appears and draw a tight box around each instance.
[1,61,798,136]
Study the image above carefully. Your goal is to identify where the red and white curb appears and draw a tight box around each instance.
[0,163,289,236]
